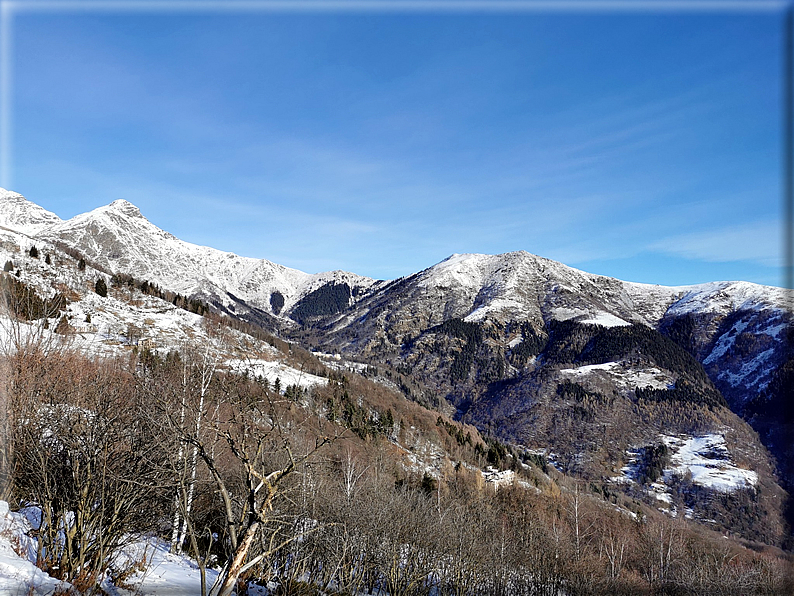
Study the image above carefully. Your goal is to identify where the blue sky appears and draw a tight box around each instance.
[3,4,786,285]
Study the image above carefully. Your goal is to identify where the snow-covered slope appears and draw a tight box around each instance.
[416,251,674,327]
[0,501,237,596]
[0,189,377,321]
[0,220,320,389]
[0,188,61,236]
[2,188,788,404]
[323,250,785,358]
[405,252,787,332]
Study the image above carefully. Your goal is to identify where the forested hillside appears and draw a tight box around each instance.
[2,330,791,595]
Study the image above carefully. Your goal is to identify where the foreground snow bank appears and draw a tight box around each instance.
[0,502,222,596]
[106,539,220,596]
[0,501,72,595]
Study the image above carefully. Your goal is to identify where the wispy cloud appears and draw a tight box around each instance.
[649,220,783,267]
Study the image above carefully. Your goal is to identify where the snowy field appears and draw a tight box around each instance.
[661,434,758,492]
[559,361,675,391]
[0,502,69,595]
[551,307,631,328]
[226,358,328,390]
[312,351,370,374]
[106,540,222,596]
[615,432,758,517]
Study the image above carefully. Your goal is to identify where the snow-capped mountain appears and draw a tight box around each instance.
[1,188,790,478]
[310,250,787,410]
[0,190,379,324]
[0,188,61,236]
[2,187,791,544]
[1,187,787,406]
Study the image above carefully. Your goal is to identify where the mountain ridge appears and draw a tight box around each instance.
[1,188,787,412]
[1,186,792,547]
[0,189,380,322]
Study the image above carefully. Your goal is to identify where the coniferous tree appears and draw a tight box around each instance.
[3,260,12,272]
[44,254,51,265]
[95,278,108,297]
[78,258,86,271]
[29,245,38,258]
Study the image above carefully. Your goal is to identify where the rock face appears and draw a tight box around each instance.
[2,188,791,497]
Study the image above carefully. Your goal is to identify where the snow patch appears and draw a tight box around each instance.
[578,312,631,327]
[464,298,526,323]
[661,434,757,492]
[108,538,219,596]
[482,466,516,487]
[227,358,327,391]
[559,362,675,391]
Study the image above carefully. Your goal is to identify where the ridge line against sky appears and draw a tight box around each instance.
[0,0,790,287]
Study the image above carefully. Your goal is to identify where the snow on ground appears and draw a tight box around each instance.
[559,361,675,391]
[665,281,789,316]
[107,539,219,596]
[717,348,777,389]
[0,503,263,596]
[227,358,327,390]
[482,466,515,487]
[613,433,757,513]
[551,307,589,322]
[0,502,73,595]
[703,311,786,367]
[577,312,631,327]
[661,434,757,492]
[649,483,672,504]
[0,235,283,366]
[419,253,492,292]
[64,291,208,355]
[0,286,253,364]
[551,307,631,327]
[699,309,788,396]
[464,297,527,323]
[703,318,752,366]
[401,432,447,477]
[0,189,62,236]
[313,351,369,374]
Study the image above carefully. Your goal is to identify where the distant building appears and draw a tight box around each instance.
[73,324,98,334]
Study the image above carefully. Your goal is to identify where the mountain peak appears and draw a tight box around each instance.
[0,187,62,235]
[107,199,143,218]
[0,187,25,201]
